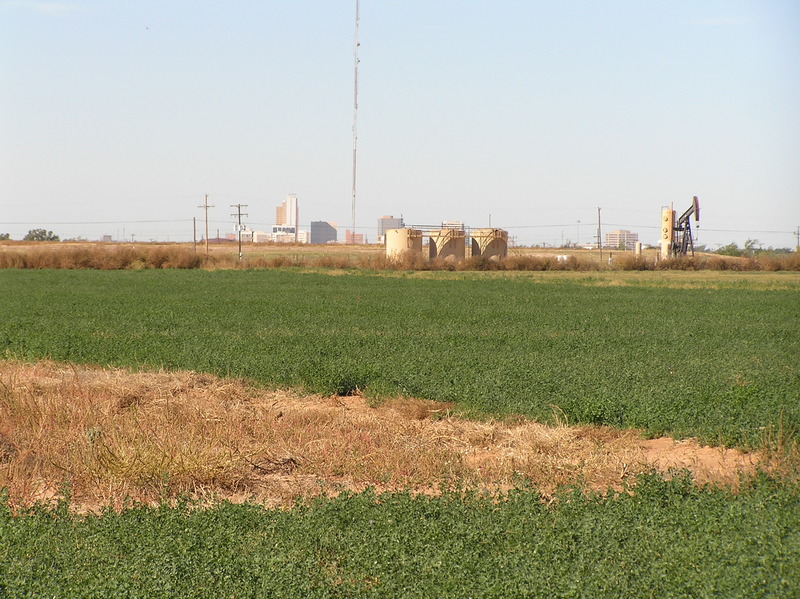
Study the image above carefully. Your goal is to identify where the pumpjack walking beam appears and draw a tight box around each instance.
[672,196,700,257]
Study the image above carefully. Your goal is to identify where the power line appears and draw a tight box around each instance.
[694,228,795,234]
[2,219,190,225]
[591,223,796,235]
[504,224,584,229]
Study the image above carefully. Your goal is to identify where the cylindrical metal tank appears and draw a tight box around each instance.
[385,228,423,259]
[471,228,508,260]
[429,229,466,261]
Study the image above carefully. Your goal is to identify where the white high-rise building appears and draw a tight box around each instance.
[275,194,299,242]
[276,194,298,228]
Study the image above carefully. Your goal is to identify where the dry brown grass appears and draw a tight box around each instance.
[3,241,798,271]
[0,360,775,512]
[0,243,203,270]
[757,252,800,271]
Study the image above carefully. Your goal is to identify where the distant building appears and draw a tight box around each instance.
[442,220,465,230]
[271,225,297,243]
[377,215,404,242]
[276,194,298,227]
[345,230,365,245]
[311,221,337,244]
[605,229,638,250]
[274,194,299,242]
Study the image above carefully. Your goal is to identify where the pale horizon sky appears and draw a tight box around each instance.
[2,0,799,249]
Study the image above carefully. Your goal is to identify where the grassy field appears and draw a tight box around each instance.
[2,474,799,598]
[1,267,799,596]
[1,269,798,445]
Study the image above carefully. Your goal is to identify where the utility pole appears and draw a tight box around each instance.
[193,217,197,254]
[198,194,214,256]
[597,207,602,263]
[230,204,248,261]
[795,226,800,253]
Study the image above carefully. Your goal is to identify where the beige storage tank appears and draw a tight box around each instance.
[471,228,508,260]
[429,228,466,261]
[385,228,423,259]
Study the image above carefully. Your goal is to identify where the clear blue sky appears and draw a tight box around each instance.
[2,0,798,248]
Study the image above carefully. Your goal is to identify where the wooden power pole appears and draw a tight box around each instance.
[198,194,214,255]
[597,207,602,263]
[230,204,248,261]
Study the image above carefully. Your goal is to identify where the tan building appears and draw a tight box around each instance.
[345,230,365,244]
[605,229,639,251]
[276,194,298,227]
[275,194,299,242]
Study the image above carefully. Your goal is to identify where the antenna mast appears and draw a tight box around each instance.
[351,0,360,239]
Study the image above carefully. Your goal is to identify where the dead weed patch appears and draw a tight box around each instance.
[0,360,774,512]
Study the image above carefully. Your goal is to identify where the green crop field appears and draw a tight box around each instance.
[2,474,800,598]
[2,268,799,597]
[1,269,798,444]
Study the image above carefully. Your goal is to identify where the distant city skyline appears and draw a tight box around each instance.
[2,1,798,249]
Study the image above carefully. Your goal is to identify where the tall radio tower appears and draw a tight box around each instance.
[350,0,360,238]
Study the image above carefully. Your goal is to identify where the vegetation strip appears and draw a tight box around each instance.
[1,241,799,271]
[1,269,798,445]
[2,476,799,598]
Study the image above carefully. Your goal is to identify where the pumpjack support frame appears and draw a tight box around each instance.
[672,196,700,258]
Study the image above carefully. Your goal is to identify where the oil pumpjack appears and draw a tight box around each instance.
[660,196,700,259]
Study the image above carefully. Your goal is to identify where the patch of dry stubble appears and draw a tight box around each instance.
[0,360,768,512]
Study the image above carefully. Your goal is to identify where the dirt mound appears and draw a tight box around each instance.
[0,360,762,512]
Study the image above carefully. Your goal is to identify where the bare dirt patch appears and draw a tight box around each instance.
[0,360,763,512]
